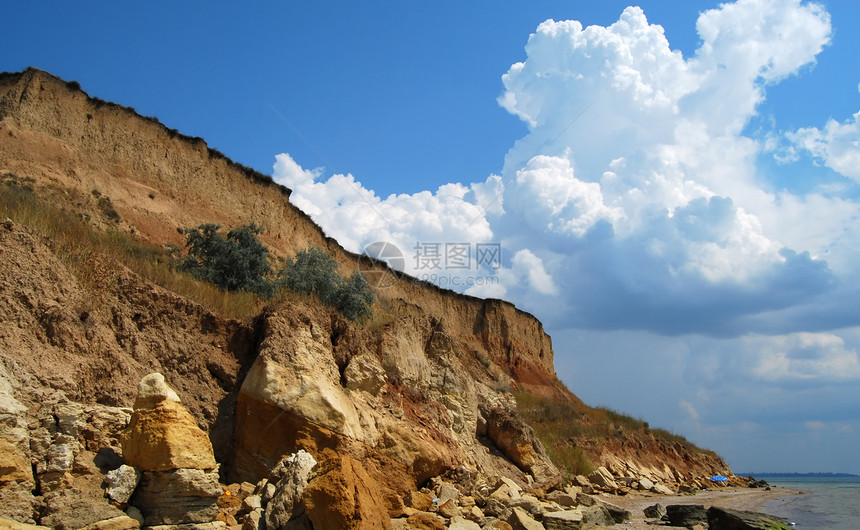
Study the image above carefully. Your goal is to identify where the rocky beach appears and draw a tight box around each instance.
[606,486,803,528]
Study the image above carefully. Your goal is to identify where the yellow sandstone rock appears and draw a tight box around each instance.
[121,373,216,472]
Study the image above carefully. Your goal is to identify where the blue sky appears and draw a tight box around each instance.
[5,1,860,474]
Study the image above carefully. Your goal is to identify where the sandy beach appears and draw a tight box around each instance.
[599,486,803,528]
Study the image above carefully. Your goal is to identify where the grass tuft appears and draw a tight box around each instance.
[514,390,595,480]
[1,176,261,320]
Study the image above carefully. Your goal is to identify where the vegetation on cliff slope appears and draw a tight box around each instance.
[515,388,721,483]
[1,176,376,323]
[1,173,261,319]
[168,225,375,321]
[281,246,375,322]
[169,223,275,298]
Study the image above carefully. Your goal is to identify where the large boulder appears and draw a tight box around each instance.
[265,450,318,530]
[485,407,560,488]
[302,454,391,530]
[580,505,615,527]
[587,467,618,491]
[121,373,217,472]
[707,506,792,530]
[543,509,583,529]
[596,499,631,524]
[644,503,667,519]
[122,373,221,525]
[130,468,222,525]
[507,506,544,530]
[233,317,373,481]
[666,505,708,528]
[104,465,141,504]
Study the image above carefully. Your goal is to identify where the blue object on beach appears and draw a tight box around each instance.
[709,475,730,482]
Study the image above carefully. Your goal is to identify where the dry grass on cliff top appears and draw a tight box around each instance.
[515,387,720,483]
[1,173,262,320]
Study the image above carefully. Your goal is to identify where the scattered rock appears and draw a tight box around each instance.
[242,508,264,530]
[574,492,595,507]
[490,483,520,503]
[572,475,590,488]
[405,512,447,530]
[407,490,434,512]
[651,483,675,495]
[302,454,391,529]
[0,518,50,529]
[438,481,460,504]
[466,505,485,523]
[77,515,141,530]
[643,503,666,519]
[637,477,654,491]
[506,506,544,530]
[104,464,141,504]
[343,354,387,396]
[439,499,460,519]
[449,518,482,530]
[240,493,261,513]
[40,486,129,529]
[596,499,631,524]
[265,449,317,530]
[508,494,542,517]
[498,477,523,497]
[483,498,512,520]
[587,467,618,491]
[544,490,576,507]
[542,509,583,530]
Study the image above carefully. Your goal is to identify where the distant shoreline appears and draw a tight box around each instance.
[740,472,860,478]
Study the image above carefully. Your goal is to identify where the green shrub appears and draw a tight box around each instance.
[280,246,340,301]
[171,223,274,298]
[329,271,374,322]
[280,247,374,321]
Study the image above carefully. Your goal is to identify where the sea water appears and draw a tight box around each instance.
[760,475,860,529]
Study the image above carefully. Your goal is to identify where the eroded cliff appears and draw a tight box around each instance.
[0,69,731,527]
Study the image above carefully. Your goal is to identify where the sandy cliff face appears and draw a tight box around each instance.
[0,68,555,386]
[0,69,730,525]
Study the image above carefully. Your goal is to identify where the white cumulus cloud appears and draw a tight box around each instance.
[787,110,860,181]
[490,0,839,334]
[272,0,855,340]
[751,332,860,382]
[272,153,502,285]
[270,0,860,472]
